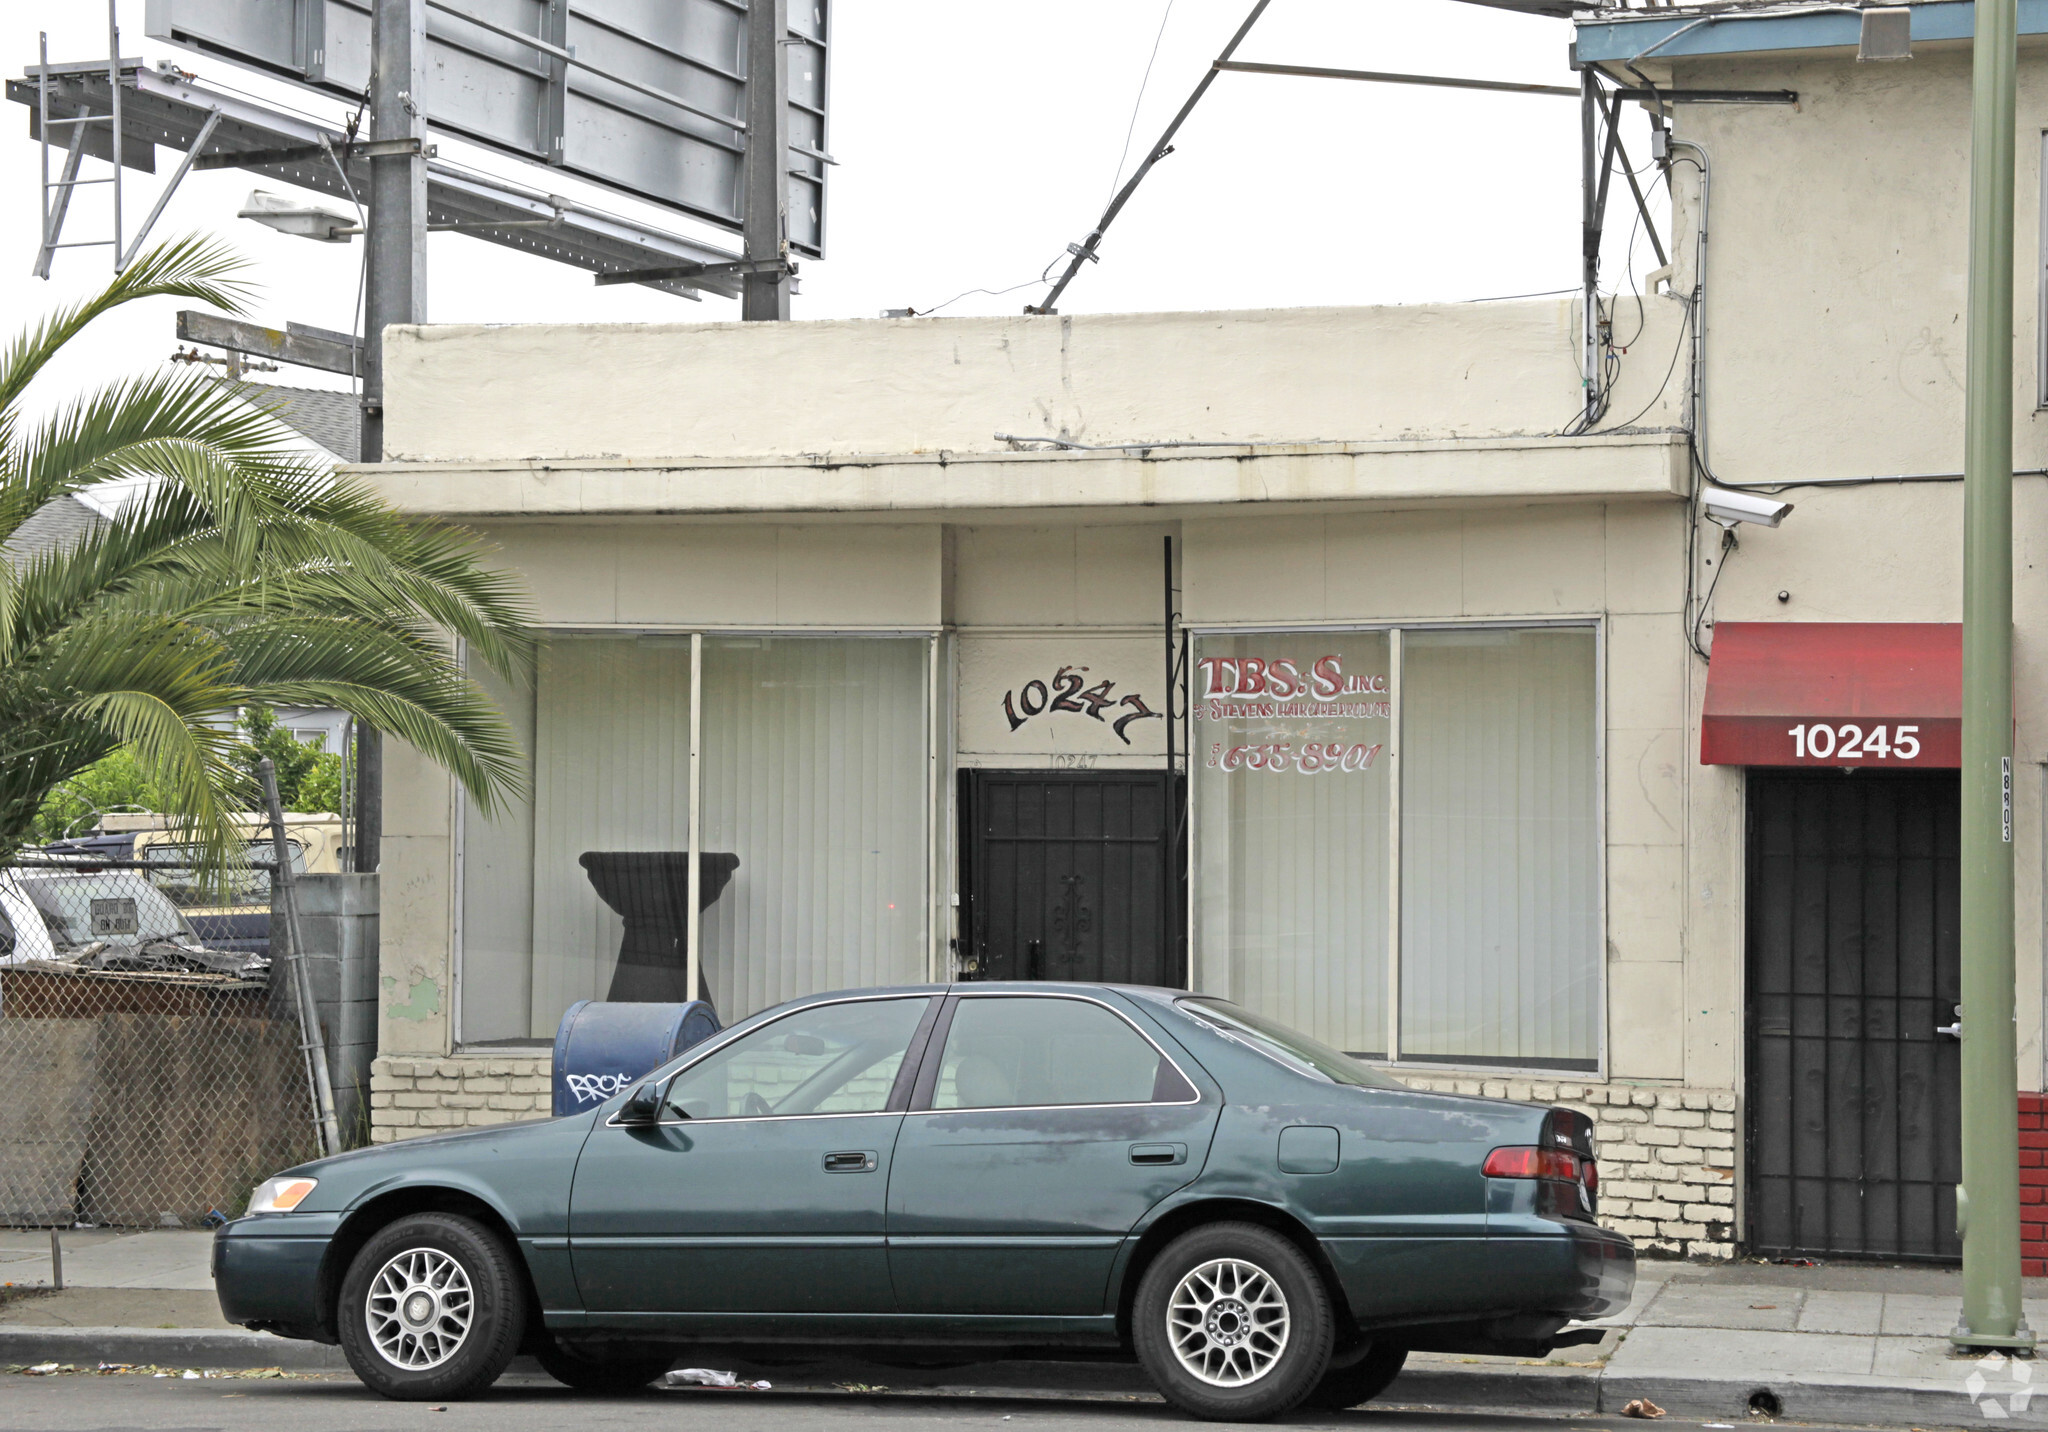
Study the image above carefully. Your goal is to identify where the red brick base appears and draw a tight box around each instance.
[2021,1094,2048,1276]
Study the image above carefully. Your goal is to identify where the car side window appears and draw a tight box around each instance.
[662,997,929,1120]
[930,996,1192,1110]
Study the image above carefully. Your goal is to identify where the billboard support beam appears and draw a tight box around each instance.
[356,0,429,874]
[742,0,791,321]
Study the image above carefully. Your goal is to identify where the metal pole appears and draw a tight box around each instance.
[1580,66,1602,427]
[686,633,704,1002]
[49,1229,62,1291]
[741,0,791,320]
[262,759,345,1159]
[357,0,429,871]
[1034,0,1272,315]
[107,0,122,272]
[1953,0,2033,1355]
[1163,536,1177,981]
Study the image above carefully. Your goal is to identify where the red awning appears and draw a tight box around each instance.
[1700,623,1961,767]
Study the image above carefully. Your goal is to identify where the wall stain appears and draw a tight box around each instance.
[383,973,441,1021]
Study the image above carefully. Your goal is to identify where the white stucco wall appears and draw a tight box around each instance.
[377,298,1685,464]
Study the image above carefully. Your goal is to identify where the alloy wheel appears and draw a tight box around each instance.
[1166,1256,1291,1386]
[365,1246,474,1370]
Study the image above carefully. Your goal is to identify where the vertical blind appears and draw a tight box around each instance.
[1192,624,1600,1072]
[1192,632,1392,1056]
[528,637,693,1036]
[699,637,930,1021]
[460,634,932,1040]
[458,656,537,1044]
[1399,627,1599,1069]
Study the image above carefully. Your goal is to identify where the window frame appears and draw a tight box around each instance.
[1184,616,1607,1078]
[904,991,1204,1116]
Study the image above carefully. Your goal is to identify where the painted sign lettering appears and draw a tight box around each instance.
[1003,665,1162,746]
[1195,651,1389,777]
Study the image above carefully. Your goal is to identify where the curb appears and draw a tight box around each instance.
[0,1325,348,1372]
[1598,1368,2041,1432]
[0,1325,2027,1429]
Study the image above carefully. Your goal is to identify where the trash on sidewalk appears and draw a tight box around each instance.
[662,1367,771,1390]
[24,1362,60,1375]
[1622,1397,1667,1419]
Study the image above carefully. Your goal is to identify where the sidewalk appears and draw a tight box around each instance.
[3,1237,2046,1428]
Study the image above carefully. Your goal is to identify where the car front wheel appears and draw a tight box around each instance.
[1132,1222,1334,1421]
[337,1212,526,1401]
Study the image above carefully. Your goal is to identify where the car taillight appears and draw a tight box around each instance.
[1582,1158,1598,1194]
[1483,1145,1584,1182]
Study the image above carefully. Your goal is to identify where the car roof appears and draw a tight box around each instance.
[782,981,1192,1007]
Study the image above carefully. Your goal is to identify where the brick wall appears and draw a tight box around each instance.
[2023,1093,2048,1275]
[368,1056,552,1142]
[1400,1075,1738,1260]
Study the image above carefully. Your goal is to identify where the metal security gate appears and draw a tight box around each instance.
[1745,769,1962,1261]
[958,771,1183,987]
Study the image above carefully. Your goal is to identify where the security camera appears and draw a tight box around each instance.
[237,189,361,243]
[1702,485,1793,529]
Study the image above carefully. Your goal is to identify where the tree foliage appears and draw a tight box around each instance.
[0,237,536,869]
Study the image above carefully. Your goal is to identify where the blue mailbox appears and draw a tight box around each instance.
[550,999,721,1117]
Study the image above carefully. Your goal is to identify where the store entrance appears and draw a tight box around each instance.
[958,770,1183,987]
[1745,768,1961,1262]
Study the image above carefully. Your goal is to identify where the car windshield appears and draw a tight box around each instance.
[142,840,300,907]
[16,873,193,947]
[1176,998,1406,1089]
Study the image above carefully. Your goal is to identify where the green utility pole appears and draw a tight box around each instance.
[1954,0,2033,1355]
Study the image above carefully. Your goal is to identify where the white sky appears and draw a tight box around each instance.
[0,1,1662,431]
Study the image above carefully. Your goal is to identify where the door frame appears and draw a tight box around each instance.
[956,768,1188,987]
[1740,766,1963,1263]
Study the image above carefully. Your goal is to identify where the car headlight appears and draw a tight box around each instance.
[247,1176,318,1214]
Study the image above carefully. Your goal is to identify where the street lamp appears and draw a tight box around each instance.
[236,189,361,243]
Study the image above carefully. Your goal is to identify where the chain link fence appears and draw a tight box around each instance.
[0,857,322,1229]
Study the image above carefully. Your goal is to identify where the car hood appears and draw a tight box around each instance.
[283,1111,580,1178]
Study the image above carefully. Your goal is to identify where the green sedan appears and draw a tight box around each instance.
[214,983,1634,1420]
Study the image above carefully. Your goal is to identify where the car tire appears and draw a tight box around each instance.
[533,1338,674,1393]
[337,1212,527,1401]
[1132,1222,1334,1422]
[1302,1342,1407,1409]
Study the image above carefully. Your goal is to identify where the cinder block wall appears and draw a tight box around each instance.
[369,1056,551,1140]
[1399,1075,1738,1260]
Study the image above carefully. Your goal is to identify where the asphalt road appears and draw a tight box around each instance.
[0,1371,1909,1432]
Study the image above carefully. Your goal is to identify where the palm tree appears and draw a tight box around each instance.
[0,236,536,867]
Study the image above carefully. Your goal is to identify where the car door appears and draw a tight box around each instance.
[569,994,936,1315]
[887,991,1220,1317]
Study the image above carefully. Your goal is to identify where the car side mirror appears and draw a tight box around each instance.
[615,1078,667,1126]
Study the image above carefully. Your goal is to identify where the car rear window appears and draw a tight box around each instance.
[1177,998,1406,1089]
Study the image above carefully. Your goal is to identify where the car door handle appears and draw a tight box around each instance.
[823,1150,877,1173]
[1130,1143,1187,1166]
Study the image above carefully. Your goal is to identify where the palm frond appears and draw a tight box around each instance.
[0,238,538,865]
[0,235,254,418]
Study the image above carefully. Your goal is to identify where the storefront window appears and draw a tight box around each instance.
[1398,627,1599,1071]
[1191,624,1599,1073]
[700,637,931,1019]
[458,633,931,1043]
[1191,632,1393,1057]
